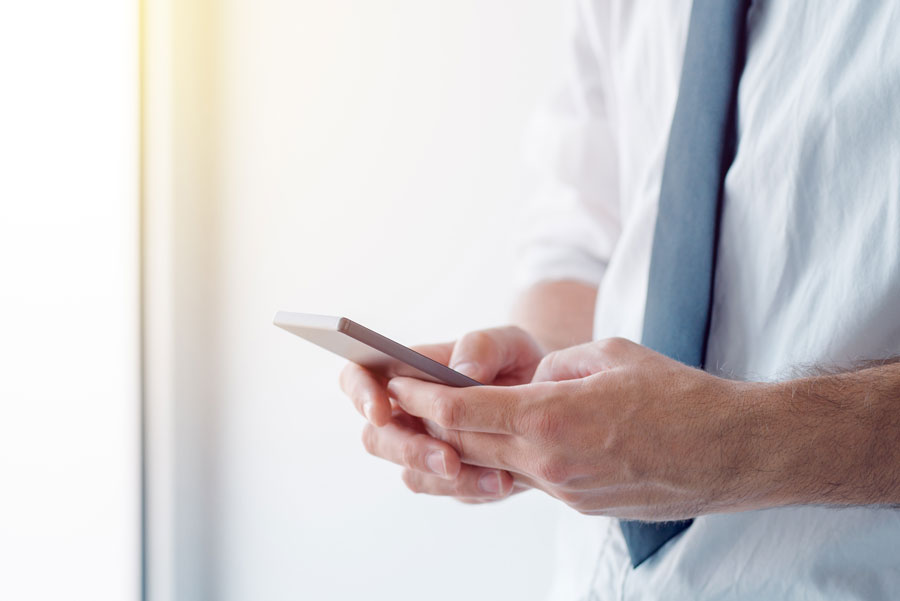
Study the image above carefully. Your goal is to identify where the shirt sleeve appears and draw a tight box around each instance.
[515,0,621,291]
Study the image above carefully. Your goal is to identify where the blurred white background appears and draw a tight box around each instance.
[1,0,569,599]
[213,1,566,600]
[0,2,140,600]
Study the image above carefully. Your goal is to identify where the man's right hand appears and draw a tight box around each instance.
[339,326,544,503]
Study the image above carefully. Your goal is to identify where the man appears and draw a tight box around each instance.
[341,0,900,598]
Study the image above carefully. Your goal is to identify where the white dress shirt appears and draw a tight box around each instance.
[518,1,900,599]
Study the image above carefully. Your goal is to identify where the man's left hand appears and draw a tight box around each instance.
[389,337,775,521]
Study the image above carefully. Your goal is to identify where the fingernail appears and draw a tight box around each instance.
[363,400,375,422]
[478,471,501,495]
[426,451,447,476]
[451,362,480,379]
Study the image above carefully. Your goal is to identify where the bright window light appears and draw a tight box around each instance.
[0,2,140,600]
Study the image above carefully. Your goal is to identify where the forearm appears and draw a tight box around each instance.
[511,280,597,352]
[749,359,900,509]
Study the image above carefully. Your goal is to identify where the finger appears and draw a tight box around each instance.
[443,428,523,473]
[361,419,462,479]
[433,426,576,500]
[339,342,455,426]
[401,464,514,499]
[447,327,542,383]
[421,419,523,473]
[339,362,391,426]
[409,342,455,366]
[413,423,553,496]
[387,377,520,434]
[457,471,551,502]
[425,419,564,495]
[532,337,641,383]
[389,407,423,431]
[455,480,533,503]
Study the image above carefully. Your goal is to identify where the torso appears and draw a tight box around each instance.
[552,1,900,599]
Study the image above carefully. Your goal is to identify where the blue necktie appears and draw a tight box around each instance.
[619,0,749,568]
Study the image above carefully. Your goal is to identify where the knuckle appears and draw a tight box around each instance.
[532,355,553,382]
[555,489,580,506]
[534,457,569,486]
[446,429,466,462]
[423,419,448,442]
[401,469,422,494]
[360,425,377,455]
[459,329,497,358]
[503,325,538,352]
[599,336,630,356]
[503,325,527,339]
[451,477,470,498]
[399,437,419,468]
[536,350,566,382]
[535,352,554,373]
[463,330,492,351]
[338,366,354,395]
[339,362,363,391]
[432,393,463,429]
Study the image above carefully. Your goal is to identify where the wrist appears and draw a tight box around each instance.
[736,373,891,509]
[744,380,803,508]
[707,378,797,512]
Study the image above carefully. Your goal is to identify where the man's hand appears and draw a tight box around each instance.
[388,337,771,520]
[339,326,545,503]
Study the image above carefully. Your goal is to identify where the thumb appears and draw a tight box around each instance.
[448,327,541,384]
[532,337,638,382]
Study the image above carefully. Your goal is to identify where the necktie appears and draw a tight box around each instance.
[619,0,749,568]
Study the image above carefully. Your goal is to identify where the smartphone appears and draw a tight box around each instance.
[273,311,481,387]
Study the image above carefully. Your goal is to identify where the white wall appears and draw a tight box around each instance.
[212,2,567,599]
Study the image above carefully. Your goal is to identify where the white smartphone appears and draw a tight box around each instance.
[273,311,481,387]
